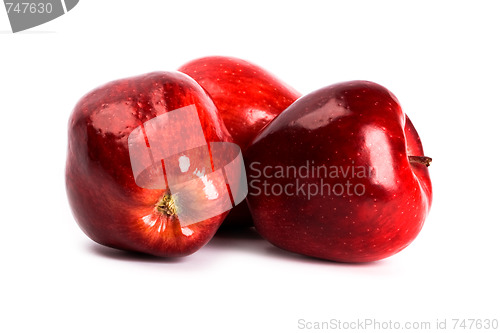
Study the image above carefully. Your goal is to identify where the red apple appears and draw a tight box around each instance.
[245,81,432,262]
[178,56,300,151]
[66,71,243,257]
[178,56,301,227]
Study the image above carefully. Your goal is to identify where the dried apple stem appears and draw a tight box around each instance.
[409,156,432,167]
[155,193,177,216]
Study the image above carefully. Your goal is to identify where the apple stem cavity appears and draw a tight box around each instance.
[409,156,432,167]
[155,193,177,216]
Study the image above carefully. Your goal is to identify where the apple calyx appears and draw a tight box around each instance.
[155,192,178,216]
[409,156,433,167]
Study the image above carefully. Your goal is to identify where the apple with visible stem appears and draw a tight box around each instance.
[66,71,242,257]
[179,56,301,227]
[245,81,432,262]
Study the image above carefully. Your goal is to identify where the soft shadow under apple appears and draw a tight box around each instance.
[87,243,185,263]
[210,227,386,267]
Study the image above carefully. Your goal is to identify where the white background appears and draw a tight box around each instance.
[1,1,499,332]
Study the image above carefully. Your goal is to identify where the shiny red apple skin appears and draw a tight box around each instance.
[66,71,233,257]
[178,56,301,151]
[245,81,432,262]
[179,56,301,227]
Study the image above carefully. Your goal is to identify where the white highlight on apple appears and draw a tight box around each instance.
[193,168,219,200]
[181,227,194,236]
[178,155,190,173]
[365,126,396,190]
[141,213,168,233]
